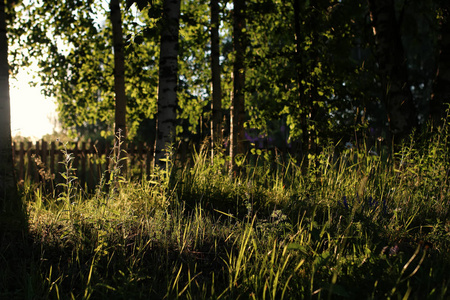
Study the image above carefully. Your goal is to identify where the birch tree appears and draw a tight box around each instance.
[14,0,159,141]
[154,0,181,167]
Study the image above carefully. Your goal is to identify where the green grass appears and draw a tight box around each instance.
[1,125,450,299]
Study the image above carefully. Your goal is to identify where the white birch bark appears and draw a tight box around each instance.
[154,0,180,168]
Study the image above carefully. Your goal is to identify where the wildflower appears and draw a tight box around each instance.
[389,245,399,256]
[342,196,350,209]
[345,142,353,149]
[367,196,378,208]
[381,244,400,256]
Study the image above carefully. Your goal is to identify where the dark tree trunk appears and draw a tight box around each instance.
[230,0,246,172]
[210,0,222,161]
[155,0,181,168]
[430,1,450,127]
[293,0,310,165]
[307,0,320,154]
[110,0,127,172]
[368,0,418,144]
[0,0,26,236]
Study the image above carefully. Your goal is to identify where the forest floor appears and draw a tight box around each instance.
[2,128,450,299]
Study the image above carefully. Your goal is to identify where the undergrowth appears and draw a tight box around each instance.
[1,123,450,299]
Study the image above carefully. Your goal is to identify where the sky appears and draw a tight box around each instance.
[10,70,58,141]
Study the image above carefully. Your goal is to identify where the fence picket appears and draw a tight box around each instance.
[12,140,154,189]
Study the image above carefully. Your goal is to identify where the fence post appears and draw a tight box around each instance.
[26,142,32,182]
[146,142,152,178]
[13,139,158,188]
[80,142,87,186]
[57,142,64,178]
[128,143,135,178]
[42,140,47,169]
[105,143,110,171]
[34,141,40,182]
[12,141,15,162]
[50,142,56,176]
[18,142,25,182]
[138,143,143,180]
[72,143,79,182]
[90,141,97,188]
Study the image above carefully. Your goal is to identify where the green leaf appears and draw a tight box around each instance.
[287,243,308,255]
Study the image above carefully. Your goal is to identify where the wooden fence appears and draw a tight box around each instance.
[12,140,154,189]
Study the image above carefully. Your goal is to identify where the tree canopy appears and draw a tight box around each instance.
[9,0,447,156]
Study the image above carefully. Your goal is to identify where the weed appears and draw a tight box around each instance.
[2,124,450,299]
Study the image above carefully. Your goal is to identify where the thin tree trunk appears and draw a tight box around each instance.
[307,0,319,154]
[368,0,418,143]
[230,0,246,173]
[154,0,181,168]
[0,0,25,234]
[110,0,127,172]
[210,0,222,161]
[293,0,309,167]
[430,1,450,127]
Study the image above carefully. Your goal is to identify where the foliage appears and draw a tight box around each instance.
[11,0,160,140]
[4,0,450,297]
[9,0,444,150]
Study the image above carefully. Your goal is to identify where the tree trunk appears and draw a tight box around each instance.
[368,0,418,144]
[230,0,246,173]
[293,0,309,161]
[430,1,450,127]
[110,0,127,172]
[0,0,26,235]
[210,0,222,161]
[154,0,181,168]
[307,0,320,155]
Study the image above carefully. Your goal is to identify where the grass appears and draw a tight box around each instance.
[1,124,450,299]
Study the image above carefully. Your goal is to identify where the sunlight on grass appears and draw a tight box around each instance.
[2,123,450,299]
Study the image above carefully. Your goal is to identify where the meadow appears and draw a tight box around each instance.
[1,125,450,299]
